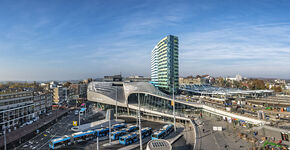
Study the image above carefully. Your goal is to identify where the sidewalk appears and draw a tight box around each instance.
[196,116,251,150]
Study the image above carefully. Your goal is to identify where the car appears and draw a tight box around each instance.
[75,110,79,115]
[23,145,28,148]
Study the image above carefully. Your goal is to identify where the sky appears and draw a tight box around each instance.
[0,0,290,81]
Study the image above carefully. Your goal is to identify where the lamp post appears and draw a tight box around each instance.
[138,93,142,150]
[109,113,111,145]
[4,127,6,150]
[78,110,81,127]
[173,79,176,132]
[97,136,99,150]
[115,86,118,120]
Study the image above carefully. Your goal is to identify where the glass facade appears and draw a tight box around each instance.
[151,35,179,94]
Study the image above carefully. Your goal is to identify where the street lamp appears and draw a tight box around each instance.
[173,80,176,132]
[138,93,142,150]
[115,86,118,120]
[79,110,80,127]
[109,110,112,145]
[3,126,6,150]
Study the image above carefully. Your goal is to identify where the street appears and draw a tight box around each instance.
[16,110,104,150]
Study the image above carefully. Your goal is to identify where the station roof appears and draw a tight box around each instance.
[180,84,274,95]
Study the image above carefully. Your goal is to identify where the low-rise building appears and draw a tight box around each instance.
[226,74,243,82]
[179,76,210,85]
[125,76,151,82]
[104,75,122,82]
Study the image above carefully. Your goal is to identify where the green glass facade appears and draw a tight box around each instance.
[151,35,179,94]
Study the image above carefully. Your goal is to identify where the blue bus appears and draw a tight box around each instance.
[112,123,126,130]
[162,124,174,134]
[72,130,96,143]
[151,124,174,140]
[110,128,128,140]
[151,130,167,140]
[119,132,139,145]
[141,127,152,138]
[127,125,139,132]
[95,127,109,137]
[49,135,72,149]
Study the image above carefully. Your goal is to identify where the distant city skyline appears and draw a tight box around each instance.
[1,0,290,81]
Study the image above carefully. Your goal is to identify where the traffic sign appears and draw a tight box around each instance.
[171,100,174,106]
[73,121,77,126]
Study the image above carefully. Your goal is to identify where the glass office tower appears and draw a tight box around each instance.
[151,35,179,94]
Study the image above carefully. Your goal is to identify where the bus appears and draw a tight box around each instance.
[127,125,139,132]
[119,132,139,145]
[112,123,127,130]
[110,129,128,140]
[140,127,152,138]
[151,130,167,140]
[95,127,109,137]
[49,135,72,149]
[151,124,174,140]
[162,124,174,135]
[72,130,96,143]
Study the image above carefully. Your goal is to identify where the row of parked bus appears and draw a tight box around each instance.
[110,125,139,140]
[151,124,174,140]
[49,123,127,149]
[49,123,173,149]
[117,124,174,146]
[119,127,153,145]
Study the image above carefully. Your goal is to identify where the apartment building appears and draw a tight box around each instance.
[33,92,53,118]
[0,92,35,133]
[53,87,67,105]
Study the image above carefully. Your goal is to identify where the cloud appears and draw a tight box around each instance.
[180,23,290,78]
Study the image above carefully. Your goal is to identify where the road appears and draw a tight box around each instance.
[16,110,104,150]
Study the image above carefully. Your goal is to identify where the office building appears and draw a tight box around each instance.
[151,35,179,93]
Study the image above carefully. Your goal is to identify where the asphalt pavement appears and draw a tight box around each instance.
[15,110,104,150]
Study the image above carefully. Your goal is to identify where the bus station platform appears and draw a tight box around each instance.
[71,119,125,132]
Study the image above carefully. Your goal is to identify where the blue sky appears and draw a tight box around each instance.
[0,0,290,81]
